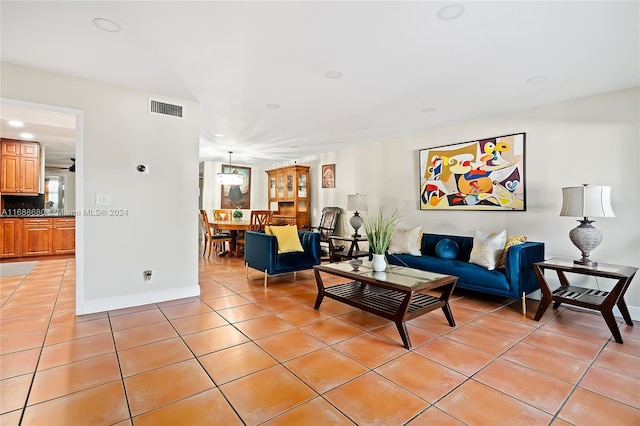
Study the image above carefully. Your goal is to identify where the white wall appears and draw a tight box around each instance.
[306,87,640,318]
[1,63,201,314]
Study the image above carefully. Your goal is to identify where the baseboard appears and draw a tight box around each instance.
[77,285,201,315]
[615,305,640,322]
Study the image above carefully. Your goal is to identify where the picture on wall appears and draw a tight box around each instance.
[419,133,526,211]
[220,165,251,209]
[322,164,335,188]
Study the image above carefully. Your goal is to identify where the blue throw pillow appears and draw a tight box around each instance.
[435,239,459,260]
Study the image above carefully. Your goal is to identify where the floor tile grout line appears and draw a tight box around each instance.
[546,340,613,424]
[16,259,67,425]
[199,260,640,422]
[106,309,135,423]
[206,276,372,425]
[137,297,250,425]
[0,273,28,310]
[210,285,364,426]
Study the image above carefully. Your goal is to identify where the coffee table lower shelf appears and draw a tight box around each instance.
[315,281,455,349]
[321,282,445,317]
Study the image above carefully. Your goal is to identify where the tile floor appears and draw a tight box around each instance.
[1,256,639,425]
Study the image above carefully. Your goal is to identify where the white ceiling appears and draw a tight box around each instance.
[1,1,638,167]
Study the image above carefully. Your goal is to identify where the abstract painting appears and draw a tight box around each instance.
[419,133,526,211]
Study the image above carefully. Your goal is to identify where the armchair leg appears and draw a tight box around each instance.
[264,269,268,287]
[294,271,297,280]
[245,263,248,279]
[521,292,527,315]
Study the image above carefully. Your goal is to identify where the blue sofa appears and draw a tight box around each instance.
[244,230,321,286]
[387,233,545,300]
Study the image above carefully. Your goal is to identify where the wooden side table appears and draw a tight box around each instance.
[328,236,369,262]
[533,258,637,343]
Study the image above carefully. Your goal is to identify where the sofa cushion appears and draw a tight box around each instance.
[421,234,474,260]
[388,226,422,256]
[268,225,304,254]
[469,229,506,270]
[497,235,527,269]
[435,239,460,260]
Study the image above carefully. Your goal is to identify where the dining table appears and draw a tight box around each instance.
[209,220,251,256]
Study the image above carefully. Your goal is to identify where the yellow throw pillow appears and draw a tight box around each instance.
[497,236,527,269]
[268,225,304,254]
[264,225,273,235]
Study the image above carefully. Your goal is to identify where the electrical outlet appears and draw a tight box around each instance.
[95,193,111,206]
[143,270,152,283]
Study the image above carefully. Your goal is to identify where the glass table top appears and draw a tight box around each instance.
[317,259,451,289]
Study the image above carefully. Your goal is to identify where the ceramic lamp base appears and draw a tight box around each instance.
[350,212,363,238]
[569,219,602,267]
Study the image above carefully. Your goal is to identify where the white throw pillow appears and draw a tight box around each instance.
[387,226,422,256]
[469,229,507,270]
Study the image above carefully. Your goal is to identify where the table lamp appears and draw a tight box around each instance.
[347,193,368,238]
[560,184,614,267]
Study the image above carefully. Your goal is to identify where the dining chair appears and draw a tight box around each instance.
[213,209,232,222]
[199,210,231,258]
[234,210,272,256]
[210,209,232,238]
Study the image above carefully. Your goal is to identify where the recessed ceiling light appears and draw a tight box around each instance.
[92,17,121,33]
[214,133,224,137]
[437,4,465,21]
[20,132,34,139]
[421,107,437,113]
[8,120,24,127]
[527,75,547,84]
[325,71,343,79]
[266,104,280,109]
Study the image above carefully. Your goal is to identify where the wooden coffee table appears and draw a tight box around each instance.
[313,260,458,349]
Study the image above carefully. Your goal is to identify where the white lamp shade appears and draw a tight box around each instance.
[217,172,244,185]
[347,194,368,212]
[560,185,615,218]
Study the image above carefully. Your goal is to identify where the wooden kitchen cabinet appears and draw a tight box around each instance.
[1,218,23,258]
[22,218,53,256]
[1,139,40,194]
[265,165,310,228]
[0,216,75,259]
[52,217,75,255]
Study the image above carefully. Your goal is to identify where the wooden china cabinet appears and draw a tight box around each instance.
[265,165,310,228]
[1,138,41,194]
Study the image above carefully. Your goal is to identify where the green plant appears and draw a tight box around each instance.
[363,207,402,254]
[233,209,243,219]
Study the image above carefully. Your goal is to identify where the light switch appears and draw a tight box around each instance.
[96,193,111,205]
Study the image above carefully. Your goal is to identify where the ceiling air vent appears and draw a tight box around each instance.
[148,99,183,118]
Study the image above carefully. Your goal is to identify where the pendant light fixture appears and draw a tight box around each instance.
[217,151,244,185]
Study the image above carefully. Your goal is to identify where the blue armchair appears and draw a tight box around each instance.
[244,230,322,286]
